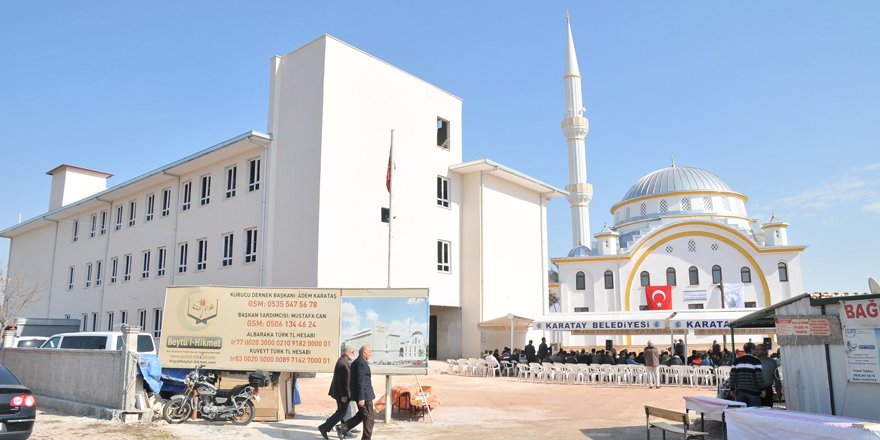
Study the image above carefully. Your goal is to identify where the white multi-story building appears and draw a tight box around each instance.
[1,35,562,359]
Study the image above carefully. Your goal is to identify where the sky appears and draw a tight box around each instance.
[340,297,428,343]
[1,2,878,293]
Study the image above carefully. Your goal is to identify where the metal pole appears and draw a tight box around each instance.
[719,277,727,350]
[385,129,394,425]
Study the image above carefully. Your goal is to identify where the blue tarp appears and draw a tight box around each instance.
[136,354,164,393]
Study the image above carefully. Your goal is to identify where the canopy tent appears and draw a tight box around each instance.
[477,314,534,330]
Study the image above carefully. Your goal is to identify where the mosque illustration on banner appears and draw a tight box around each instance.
[340,297,429,367]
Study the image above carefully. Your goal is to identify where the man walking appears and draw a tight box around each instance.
[644,341,661,389]
[318,343,356,439]
[338,345,375,440]
[729,342,763,407]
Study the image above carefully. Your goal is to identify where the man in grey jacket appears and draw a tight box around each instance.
[319,343,356,439]
[644,341,661,389]
[338,345,375,440]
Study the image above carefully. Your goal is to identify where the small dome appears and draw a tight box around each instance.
[621,165,735,203]
[567,245,591,257]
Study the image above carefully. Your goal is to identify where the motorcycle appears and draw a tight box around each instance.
[162,364,271,425]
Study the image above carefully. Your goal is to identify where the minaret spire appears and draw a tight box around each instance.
[562,14,593,254]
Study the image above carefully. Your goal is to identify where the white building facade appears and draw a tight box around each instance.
[1,35,562,360]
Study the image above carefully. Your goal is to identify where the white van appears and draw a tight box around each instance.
[40,331,157,354]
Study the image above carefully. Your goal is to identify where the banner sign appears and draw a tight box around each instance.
[683,290,707,301]
[775,315,841,346]
[839,299,880,383]
[671,319,731,330]
[534,319,666,331]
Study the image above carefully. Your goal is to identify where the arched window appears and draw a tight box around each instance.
[741,267,752,283]
[604,270,614,289]
[712,265,722,284]
[689,266,699,285]
[778,263,789,282]
[666,267,677,286]
[640,271,651,287]
[576,271,586,290]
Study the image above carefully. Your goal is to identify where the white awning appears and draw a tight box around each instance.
[532,311,672,335]
[478,315,534,330]
[668,309,759,334]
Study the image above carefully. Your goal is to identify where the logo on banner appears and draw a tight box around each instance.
[645,285,672,310]
[187,298,219,325]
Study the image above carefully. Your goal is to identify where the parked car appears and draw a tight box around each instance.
[13,338,47,349]
[39,331,157,354]
[0,364,36,439]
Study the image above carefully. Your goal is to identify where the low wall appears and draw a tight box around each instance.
[0,348,125,411]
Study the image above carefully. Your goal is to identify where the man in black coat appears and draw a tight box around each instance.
[524,340,537,362]
[538,337,549,360]
[338,345,375,440]
[318,344,356,439]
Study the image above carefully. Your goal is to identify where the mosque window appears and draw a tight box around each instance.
[682,198,691,211]
[666,267,677,286]
[437,117,450,149]
[640,271,651,287]
[711,243,719,251]
[778,262,789,282]
[703,196,713,211]
[659,199,668,213]
[665,246,673,253]
[745,301,757,308]
[723,197,731,211]
[741,267,752,283]
[574,307,590,312]
[640,203,647,216]
[688,304,704,310]
[688,266,699,285]
[688,240,696,252]
[626,207,631,220]
[576,272,586,290]
[712,265,722,284]
[638,305,649,311]
[604,270,613,289]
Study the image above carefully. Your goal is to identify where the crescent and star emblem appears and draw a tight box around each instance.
[651,289,667,308]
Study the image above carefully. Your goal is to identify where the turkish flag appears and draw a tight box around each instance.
[645,285,673,310]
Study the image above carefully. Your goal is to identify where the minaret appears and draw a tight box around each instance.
[562,13,592,253]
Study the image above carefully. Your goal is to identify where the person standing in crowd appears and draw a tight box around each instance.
[525,340,537,362]
[674,339,685,360]
[712,340,721,356]
[319,343,356,439]
[644,341,661,389]
[337,345,375,440]
[538,337,549,360]
[755,343,779,407]
[730,342,763,407]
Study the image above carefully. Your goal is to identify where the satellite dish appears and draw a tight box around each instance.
[869,278,880,295]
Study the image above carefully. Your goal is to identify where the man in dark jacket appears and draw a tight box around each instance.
[318,343,356,439]
[730,342,763,407]
[538,337,549,360]
[338,345,375,440]
[524,340,537,362]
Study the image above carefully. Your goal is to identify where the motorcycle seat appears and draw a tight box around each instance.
[215,383,249,399]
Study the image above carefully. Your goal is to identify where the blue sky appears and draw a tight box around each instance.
[340,297,428,342]
[1,2,878,293]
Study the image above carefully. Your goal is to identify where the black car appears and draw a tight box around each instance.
[0,366,35,439]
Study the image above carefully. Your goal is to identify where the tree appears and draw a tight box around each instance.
[0,267,46,329]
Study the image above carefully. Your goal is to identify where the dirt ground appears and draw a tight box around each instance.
[29,361,721,439]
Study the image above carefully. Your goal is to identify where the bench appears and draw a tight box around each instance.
[645,405,709,440]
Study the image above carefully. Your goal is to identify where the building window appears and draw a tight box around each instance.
[178,243,188,273]
[436,176,449,208]
[640,203,647,216]
[85,262,92,288]
[100,210,108,235]
[712,265,722,284]
[115,205,123,230]
[110,257,118,284]
[138,309,147,330]
[574,307,590,313]
[128,201,136,226]
[638,305,649,311]
[778,262,789,282]
[141,250,151,279]
[95,260,103,286]
[723,197,731,211]
[67,267,75,290]
[181,180,192,211]
[576,272,586,290]
[437,240,451,273]
[666,267,677,286]
[741,267,752,283]
[711,243,719,251]
[106,312,114,331]
[81,314,88,331]
[120,311,128,324]
[682,198,691,211]
[703,196,713,211]
[197,239,208,271]
[91,313,98,332]
[745,301,757,308]
[245,228,258,263]
[225,166,237,198]
[626,207,631,220]
[686,240,696,253]
[200,175,211,206]
[604,270,614,289]
[437,117,450,149]
[123,254,132,281]
[89,214,97,238]
[72,219,79,242]
[157,247,167,277]
[688,304,705,310]
[153,309,163,338]
[222,233,234,267]
[248,158,261,192]
[145,193,155,222]
[640,271,651,287]
[689,266,699,285]
[659,199,668,213]
[161,188,171,217]
[665,245,674,253]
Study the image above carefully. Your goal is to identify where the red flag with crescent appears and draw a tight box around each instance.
[645,285,672,310]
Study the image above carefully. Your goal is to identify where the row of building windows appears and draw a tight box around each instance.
[79,308,162,338]
[71,158,262,242]
[574,262,789,291]
[620,196,741,222]
[66,228,259,290]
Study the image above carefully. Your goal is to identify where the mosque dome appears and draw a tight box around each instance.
[620,165,735,203]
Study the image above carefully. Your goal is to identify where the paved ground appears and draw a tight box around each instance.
[30,361,722,439]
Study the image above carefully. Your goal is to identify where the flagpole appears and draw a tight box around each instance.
[719,272,726,351]
[387,129,394,289]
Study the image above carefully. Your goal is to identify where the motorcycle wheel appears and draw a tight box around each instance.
[163,398,192,424]
[230,399,255,425]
